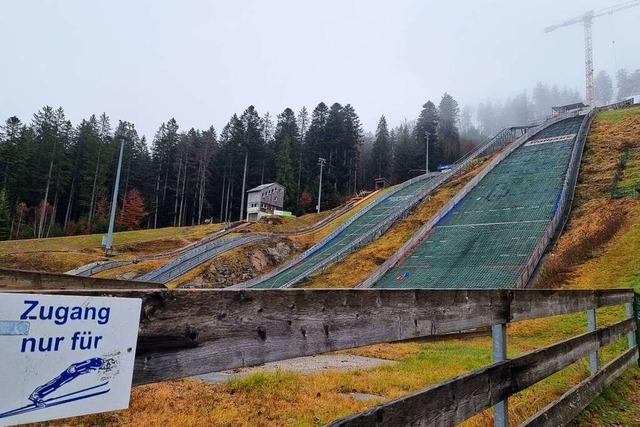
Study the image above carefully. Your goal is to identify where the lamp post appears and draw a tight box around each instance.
[104,135,125,254]
[317,157,326,214]
[425,131,430,174]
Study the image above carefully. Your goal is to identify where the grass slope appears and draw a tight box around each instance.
[20,108,640,427]
[0,224,224,272]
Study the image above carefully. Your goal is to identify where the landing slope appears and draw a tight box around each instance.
[375,116,585,289]
[252,176,437,288]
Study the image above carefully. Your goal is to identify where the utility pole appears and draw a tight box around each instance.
[104,135,125,255]
[425,132,430,174]
[240,149,248,222]
[317,157,326,214]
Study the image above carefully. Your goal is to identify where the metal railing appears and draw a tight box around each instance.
[514,111,593,288]
[135,234,269,284]
[233,125,533,289]
[357,114,571,288]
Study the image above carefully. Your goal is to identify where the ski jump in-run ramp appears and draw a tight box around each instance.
[366,114,590,289]
[235,125,533,289]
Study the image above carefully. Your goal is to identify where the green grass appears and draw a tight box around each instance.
[597,105,640,123]
[17,107,640,426]
[0,224,222,255]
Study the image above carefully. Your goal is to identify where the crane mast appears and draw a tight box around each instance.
[583,13,594,108]
[545,1,639,107]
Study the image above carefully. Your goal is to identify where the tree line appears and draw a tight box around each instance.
[0,94,470,240]
[464,68,640,137]
[8,68,634,243]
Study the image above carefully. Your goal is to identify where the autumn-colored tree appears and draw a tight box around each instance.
[299,190,314,213]
[117,188,147,230]
[13,202,28,239]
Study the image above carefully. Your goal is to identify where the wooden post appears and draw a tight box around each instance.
[587,308,599,374]
[492,323,508,427]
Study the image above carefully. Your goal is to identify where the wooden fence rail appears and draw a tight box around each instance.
[1,284,637,426]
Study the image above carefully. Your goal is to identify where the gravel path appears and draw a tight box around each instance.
[191,354,396,384]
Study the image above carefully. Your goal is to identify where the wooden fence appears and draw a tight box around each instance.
[1,277,638,426]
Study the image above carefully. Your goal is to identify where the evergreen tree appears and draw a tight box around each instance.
[262,112,274,146]
[0,189,10,240]
[151,118,179,228]
[372,116,392,179]
[240,106,266,220]
[414,102,439,172]
[304,102,329,205]
[273,108,300,207]
[437,93,461,165]
[341,104,362,195]
[296,107,309,207]
[276,136,296,210]
[392,123,418,184]
[595,71,614,106]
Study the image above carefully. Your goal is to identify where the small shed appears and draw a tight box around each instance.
[551,102,587,117]
[246,183,286,222]
[375,177,391,190]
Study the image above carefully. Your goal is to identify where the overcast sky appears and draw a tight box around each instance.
[2,0,638,140]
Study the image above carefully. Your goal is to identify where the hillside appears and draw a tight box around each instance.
[14,106,640,427]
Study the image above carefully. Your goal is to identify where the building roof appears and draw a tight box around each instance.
[551,102,586,112]
[247,182,283,193]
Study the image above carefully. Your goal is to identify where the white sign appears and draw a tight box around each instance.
[0,293,141,426]
[524,133,576,147]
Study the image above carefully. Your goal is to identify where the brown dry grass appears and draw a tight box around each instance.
[21,110,640,427]
[0,224,225,272]
[0,252,101,273]
[93,259,169,280]
[537,107,640,288]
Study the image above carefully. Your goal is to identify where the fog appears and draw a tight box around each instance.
[1,0,638,137]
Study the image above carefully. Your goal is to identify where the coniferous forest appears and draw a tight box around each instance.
[0,96,462,240]
[0,69,636,241]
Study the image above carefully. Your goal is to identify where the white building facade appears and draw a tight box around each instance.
[246,183,286,222]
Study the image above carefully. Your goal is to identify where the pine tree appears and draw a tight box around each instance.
[304,103,329,203]
[151,118,179,228]
[0,189,10,240]
[415,102,439,173]
[372,116,392,179]
[273,108,300,209]
[342,104,362,195]
[437,93,461,165]
[240,106,266,220]
[296,107,309,206]
[594,71,613,106]
[276,136,296,210]
[392,123,419,184]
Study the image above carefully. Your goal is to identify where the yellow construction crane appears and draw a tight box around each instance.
[545,1,640,107]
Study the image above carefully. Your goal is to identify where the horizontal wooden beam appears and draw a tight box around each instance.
[521,347,639,427]
[0,288,633,384]
[327,319,635,427]
[510,289,633,321]
[0,267,166,290]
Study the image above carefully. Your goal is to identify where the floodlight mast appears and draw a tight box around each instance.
[317,157,326,214]
[105,135,125,255]
[544,1,640,107]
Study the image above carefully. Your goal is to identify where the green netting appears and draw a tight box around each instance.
[254,176,436,288]
[375,116,584,289]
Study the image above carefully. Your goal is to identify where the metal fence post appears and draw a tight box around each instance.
[492,323,508,427]
[635,292,640,367]
[626,302,636,349]
[587,308,599,375]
